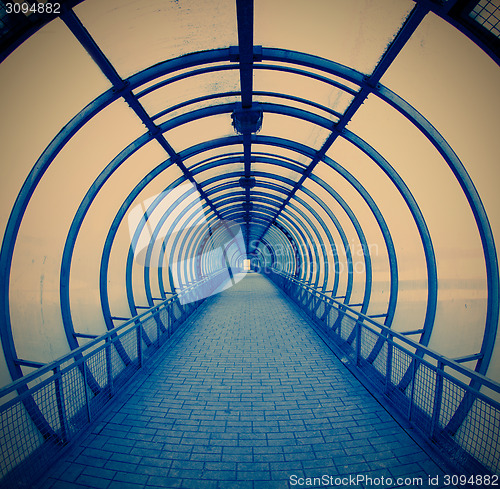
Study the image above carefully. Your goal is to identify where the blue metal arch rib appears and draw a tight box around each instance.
[0,36,496,450]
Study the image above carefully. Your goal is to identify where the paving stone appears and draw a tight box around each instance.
[37,274,452,489]
[107,481,145,489]
[75,473,111,489]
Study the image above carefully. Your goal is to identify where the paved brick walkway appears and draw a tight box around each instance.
[38,273,451,489]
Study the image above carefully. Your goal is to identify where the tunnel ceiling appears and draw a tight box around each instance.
[0,0,499,388]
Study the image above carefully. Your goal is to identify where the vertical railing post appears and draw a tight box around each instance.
[385,333,393,395]
[168,301,172,336]
[332,304,343,335]
[156,309,161,348]
[431,361,444,438]
[53,366,69,443]
[408,358,418,421]
[105,337,113,398]
[82,360,92,423]
[355,320,362,366]
[137,322,143,368]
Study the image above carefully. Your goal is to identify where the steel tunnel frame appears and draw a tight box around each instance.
[0,2,497,447]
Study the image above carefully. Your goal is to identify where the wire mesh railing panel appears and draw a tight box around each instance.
[439,377,466,429]
[301,289,311,308]
[339,314,356,341]
[155,310,168,336]
[411,362,436,435]
[142,315,158,345]
[85,348,108,392]
[304,292,315,316]
[111,328,141,392]
[110,341,126,380]
[454,397,500,473]
[390,346,412,386]
[0,273,223,488]
[83,350,109,421]
[371,340,388,378]
[359,326,377,361]
[268,270,500,475]
[118,327,139,365]
[158,307,170,337]
[61,366,88,437]
[0,400,45,482]
[172,301,183,322]
[327,305,339,329]
[31,380,61,434]
[315,300,326,322]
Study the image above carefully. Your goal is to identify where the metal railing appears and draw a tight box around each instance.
[269,269,500,475]
[0,271,228,489]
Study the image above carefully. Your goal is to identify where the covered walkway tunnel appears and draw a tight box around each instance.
[0,0,500,487]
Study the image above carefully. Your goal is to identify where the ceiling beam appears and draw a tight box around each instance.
[235,0,256,251]
[236,0,255,109]
[253,2,430,251]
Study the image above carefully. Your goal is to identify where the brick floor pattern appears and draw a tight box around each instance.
[38,273,451,489]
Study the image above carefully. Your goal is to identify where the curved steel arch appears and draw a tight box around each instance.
[67,115,394,358]
[78,119,409,391]
[0,30,496,459]
[195,154,373,314]
[0,94,419,383]
[61,133,159,348]
[194,166,357,300]
[255,48,498,375]
[198,204,311,281]
[217,190,337,292]
[126,182,215,312]
[145,191,214,307]
[90,104,433,390]
[374,87,499,378]
[205,150,397,316]
[2,0,497,69]
[151,90,342,124]
[177,210,298,283]
[99,162,183,329]
[220,196,323,288]
[249,133,435,334]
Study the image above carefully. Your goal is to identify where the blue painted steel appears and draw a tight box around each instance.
[140,187,203,307]
[125,180,196,316]
[151,90,342,123]
[100,162,178,330]
[0,89,119,375]
[158,204,209,300]
[0,35,496,450]
[224,200,320,285]
[213,191,333,290]
[207,178,340,294]
[377,85,499,379]
[235,0,255,109]
[197,166,354,300]
[223,207,311,280]
[343,129,438,349]
[270,269,500,476]
[188,211,297,277]
[0,59,414,384]
[0,90,121,438]
[60,134,153,350]
[184,205,307,282]
[321,156,398,327]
